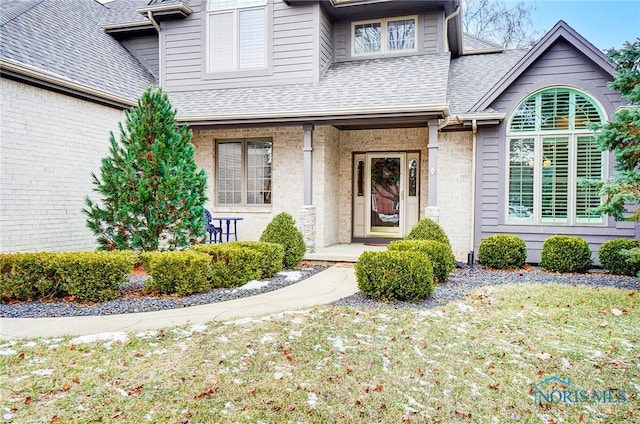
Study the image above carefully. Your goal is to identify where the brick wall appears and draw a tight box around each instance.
[437,131,473,260]
[191,126,305,240]
[0,78,124,252]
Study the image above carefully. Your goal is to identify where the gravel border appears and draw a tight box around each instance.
[0,267,325,318]
[2,265,637,318]
[331,265,639,309]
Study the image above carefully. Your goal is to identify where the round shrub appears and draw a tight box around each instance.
[259,212,306,269]
[478,234,527,269]
[406,218,451,248]
[231,241,285,278]
[540,235,592,273]
[599,239,640,276]
[355,250,434,301]
[388,240,455,283]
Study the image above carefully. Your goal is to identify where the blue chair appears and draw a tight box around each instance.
[204,209,221,243]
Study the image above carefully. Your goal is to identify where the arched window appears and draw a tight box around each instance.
[507,87,606,225]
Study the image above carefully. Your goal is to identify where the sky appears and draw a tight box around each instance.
[529,0,640,51]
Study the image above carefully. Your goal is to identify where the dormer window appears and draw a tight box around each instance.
[352,16,417,56]
[207,0,266,72]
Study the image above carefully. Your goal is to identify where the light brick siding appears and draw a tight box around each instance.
[336,128,430,244]
[437,131,473,260]
[193,125,473,257]
[0,78,124,252]
[192,126,305,240]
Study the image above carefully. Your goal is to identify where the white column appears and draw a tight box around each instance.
[426,119,440,221]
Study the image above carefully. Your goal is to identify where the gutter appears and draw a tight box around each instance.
[179,105,451,124]
[0,59,135,109]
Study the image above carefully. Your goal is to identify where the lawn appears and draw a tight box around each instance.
[1,284,638,423]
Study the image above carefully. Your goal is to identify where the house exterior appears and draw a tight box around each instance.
[1,0,637,262]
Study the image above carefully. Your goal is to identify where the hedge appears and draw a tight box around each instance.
[231,241,285,278]
[0,251,136,302]
[540,235,592,273]
[599,239,640,276]
[140,251,211,296]
[192,243,262,288]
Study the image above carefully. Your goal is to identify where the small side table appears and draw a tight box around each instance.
[212,217,244,242]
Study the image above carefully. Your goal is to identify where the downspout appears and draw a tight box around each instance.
[147,11,160,32]
[470,119,477,263]
[443,6,460,52]
[147,11,162,86]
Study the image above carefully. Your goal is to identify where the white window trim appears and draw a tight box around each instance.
[506,88,610,226]
[206,0,267,73]
[351,15,418,57]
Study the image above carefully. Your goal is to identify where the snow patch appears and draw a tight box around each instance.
[32,369,54,376]
[278,271,303,282]
[260,334,275,344]
[22,341,37,348]
[288,330,302,339]
[327,336,346,353]
[238,280,271,290]
[307,392,318,407]
[0,349,17,356]
[70,332,128,348]
[136,330,158,339]
[457,303,475,313]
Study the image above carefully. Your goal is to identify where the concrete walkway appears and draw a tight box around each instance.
[0,264,357,340]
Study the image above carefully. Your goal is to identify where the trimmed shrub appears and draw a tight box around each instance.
[0,251,136,303]
[599,239,640,276]
[355,250,434,301]
[231,241,285,278]
[540,235,592,273]
[0,253,60,301]
[192,243,262,288]
[259,212,306,269]
[478,234,527,269]
[388,240,455,283]
[140,251,211,295]
[55,251,136,302]
[405,217,451,248]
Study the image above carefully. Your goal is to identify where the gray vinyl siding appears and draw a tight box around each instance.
[333,11,441,61]
[162,0,316,91]
[474,39,638,264]
[319,6,333,75]
[121,35,159,78]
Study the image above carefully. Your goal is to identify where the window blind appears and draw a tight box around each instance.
[209,13,235,71]
[217,142,242,204]
[239,8,265,69]
[575,136,603,222]
[508,138,535,221]
[541,137,569,223]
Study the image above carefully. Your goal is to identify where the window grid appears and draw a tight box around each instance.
[217,139,272,206]
[507,88,606,225]
[207,0,266,72]
[352,16,417,56]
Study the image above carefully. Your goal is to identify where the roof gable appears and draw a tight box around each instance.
[470,20,615,112]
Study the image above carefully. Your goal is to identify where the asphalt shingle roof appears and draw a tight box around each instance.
[0,0,155,101]
[447,49,527,114]
[169,53,451,119]
[462,33,503,52]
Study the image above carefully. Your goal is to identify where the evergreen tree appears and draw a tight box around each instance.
[593,40,640,221]
[85,87,207,251]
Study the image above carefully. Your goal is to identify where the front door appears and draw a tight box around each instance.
[353,152,420,239]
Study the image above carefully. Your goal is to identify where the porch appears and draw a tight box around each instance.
[303,243,387,263]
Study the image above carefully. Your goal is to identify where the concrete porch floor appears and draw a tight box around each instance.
[304,243,387,262]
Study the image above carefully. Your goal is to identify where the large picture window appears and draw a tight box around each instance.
[207,0,266,72]
[217,139,272,206]
[352,16,416,56]
[507,87,606,225]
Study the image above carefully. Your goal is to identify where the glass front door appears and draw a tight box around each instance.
[367,154,404,237]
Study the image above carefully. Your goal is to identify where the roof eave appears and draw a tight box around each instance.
[136,2,192,20]
[0,59,136,109]
[179,105,450,126]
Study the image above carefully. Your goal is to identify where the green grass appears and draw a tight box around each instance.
[1,284,638,423]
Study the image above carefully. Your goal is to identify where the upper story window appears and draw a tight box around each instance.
[507,87,607,226]
[352,16,417,56]
[207,0,266,72]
